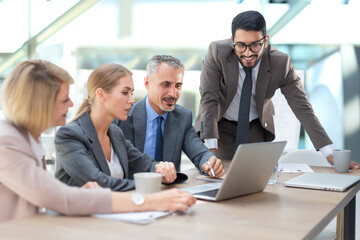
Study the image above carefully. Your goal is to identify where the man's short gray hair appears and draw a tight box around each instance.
[146,55,184,77]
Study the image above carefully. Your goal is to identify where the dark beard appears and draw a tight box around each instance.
[236,50,264,69]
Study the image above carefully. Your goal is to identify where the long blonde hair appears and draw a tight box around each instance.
[1,59,74,133]
[73,63,132,121]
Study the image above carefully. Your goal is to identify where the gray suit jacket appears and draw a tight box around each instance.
[115,98,214,172]
[194,39,332,150]
[55,112,157,191]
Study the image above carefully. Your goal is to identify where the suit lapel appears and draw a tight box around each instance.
[255,45,272,121]
[163,111,177,162]
[108,125,129,178]
[78,113,111,176]
[225,53,240,111]
[132,99,147,152]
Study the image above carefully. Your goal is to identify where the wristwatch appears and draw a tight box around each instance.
[131,192,145,206]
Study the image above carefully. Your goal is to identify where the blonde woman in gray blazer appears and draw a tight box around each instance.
[0,60,195,222]
[55,112,156,191]
[55,63,178,191]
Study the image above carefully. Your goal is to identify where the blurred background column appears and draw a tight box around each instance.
[341,45,360,164]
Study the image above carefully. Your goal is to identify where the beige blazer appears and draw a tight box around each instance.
[0,120,111,222]
[195,39,332,150]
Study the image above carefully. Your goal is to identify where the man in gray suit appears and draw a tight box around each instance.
[195,10,359,169]
[117,55,225,177]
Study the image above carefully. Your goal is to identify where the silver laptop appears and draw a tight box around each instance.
[284,172,360,192]
[182,141,287,201]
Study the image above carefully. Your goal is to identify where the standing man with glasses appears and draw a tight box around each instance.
[195,10,360,169]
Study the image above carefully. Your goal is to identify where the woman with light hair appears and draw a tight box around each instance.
[0,60,196,222]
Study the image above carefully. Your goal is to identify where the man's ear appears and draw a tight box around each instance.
[264,35,269,48]
[144,76,150,90]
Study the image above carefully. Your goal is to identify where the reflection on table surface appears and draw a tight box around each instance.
[1,166,359,240]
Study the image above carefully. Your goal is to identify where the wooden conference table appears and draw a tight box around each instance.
[0,165,359,240]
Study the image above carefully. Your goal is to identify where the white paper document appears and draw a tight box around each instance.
[93,211,170,224]
[278,163,314,173]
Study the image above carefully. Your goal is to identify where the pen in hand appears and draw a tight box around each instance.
[207,161,216,177]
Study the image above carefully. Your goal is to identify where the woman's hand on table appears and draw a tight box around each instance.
[146,189,196,212]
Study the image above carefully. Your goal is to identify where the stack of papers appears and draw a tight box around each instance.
[93,211,170,224]
[278,163,314,173]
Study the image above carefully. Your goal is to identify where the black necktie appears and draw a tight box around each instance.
[155,116,164,161]
[236,68,252,147]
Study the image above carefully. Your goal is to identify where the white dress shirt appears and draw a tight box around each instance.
[106,143,124,179]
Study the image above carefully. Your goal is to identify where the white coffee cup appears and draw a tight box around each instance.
[134,172,162,194]
[333,149,351,173]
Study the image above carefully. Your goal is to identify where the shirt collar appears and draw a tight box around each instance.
[145,96,168,122]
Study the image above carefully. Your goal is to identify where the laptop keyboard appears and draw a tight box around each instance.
[194,188,219,198]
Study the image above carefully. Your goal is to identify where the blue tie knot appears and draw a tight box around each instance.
[157,115,163,126]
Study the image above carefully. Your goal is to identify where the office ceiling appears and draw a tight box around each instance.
[0,0,358,77]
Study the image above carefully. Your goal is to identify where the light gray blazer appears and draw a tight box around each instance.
[194,39,332,150]
[116,98,214,171]
[55,112,157,191]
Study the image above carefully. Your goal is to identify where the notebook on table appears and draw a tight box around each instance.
[181,141,287,201]
[284,172,360,192]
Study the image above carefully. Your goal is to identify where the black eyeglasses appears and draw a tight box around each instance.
[232,36,266,53]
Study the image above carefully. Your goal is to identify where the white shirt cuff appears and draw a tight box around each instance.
[319,144,333,159]
[204,138,218,149]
